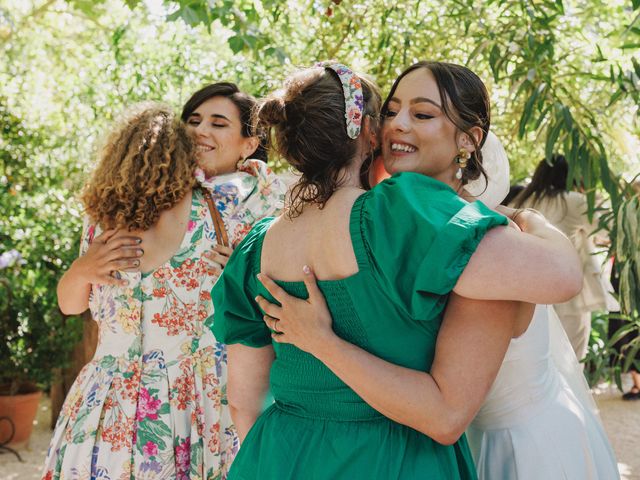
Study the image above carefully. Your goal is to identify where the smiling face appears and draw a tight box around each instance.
[381,68,474,186]
[185,96,258,176]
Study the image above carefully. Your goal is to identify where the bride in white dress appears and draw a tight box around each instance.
[253,131,620,479]
[465,134,619,479]
[467,305,618,479]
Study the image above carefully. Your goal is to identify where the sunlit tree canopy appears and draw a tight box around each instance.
[0,0,638,388]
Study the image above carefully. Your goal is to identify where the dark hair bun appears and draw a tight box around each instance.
[257,96,287,126]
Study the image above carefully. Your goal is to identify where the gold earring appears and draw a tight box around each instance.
[236,157,245,170]
[454,148,471,180]
[455,148,471,168]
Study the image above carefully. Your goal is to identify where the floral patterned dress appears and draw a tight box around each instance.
[43,159,286,480]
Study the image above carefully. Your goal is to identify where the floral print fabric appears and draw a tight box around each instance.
[42,159,286,480]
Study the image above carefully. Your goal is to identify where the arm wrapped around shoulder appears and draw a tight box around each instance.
[454,208,583,303]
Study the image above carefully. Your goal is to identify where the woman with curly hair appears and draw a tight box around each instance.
[43,91,285,479]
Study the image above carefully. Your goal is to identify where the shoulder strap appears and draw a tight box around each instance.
[202,189,230,247]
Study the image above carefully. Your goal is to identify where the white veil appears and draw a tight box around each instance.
[466,131,602,420]
[464,131,511,209]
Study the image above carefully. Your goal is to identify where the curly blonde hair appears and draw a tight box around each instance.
[82,103,196,231]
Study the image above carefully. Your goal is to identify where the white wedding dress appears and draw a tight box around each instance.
[466,305,620,479]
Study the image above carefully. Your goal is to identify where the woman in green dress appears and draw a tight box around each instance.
[209,63,582,479]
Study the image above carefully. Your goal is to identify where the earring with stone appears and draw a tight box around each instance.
[454,148,471,180]
[236,157,245,170]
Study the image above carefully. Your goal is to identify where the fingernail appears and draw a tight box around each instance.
[138,249,144,256]
[134,260,140,266]
[136,238,142,244]
[302,265,311,275]
[256,273,261,281]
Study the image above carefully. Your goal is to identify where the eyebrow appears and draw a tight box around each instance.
[388,96,442,109]
[188,112,231,121]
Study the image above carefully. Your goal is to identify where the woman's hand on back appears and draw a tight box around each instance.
[58,229,142,314]
[256,266,337,356]
[74,229,143,286]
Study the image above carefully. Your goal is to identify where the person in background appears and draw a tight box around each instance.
[501,184,524,206]
[513,154,609,361]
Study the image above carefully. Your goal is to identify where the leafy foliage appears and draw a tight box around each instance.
[0,0,638,389]
[0,99,83,392]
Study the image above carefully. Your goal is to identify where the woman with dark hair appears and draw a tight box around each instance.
[240,62,618,479]
[45,83,286,480]
[208,63,594,479]
[513,155,610,361]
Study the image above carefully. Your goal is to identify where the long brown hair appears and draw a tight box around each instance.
[82,103,196,231]
[513,154,570,208]
[382,61,490,186]
[255,66,381,216]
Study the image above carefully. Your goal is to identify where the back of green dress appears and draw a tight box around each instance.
[210,172,507,480]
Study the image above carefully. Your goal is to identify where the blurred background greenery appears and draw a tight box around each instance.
[0,0,638,392]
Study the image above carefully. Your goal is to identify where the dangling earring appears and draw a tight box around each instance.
[454,148,471,180]
[236,157,245,170]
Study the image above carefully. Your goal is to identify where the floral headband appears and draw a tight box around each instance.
[315,61,364,139]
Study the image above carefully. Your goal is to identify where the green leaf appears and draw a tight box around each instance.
[616,203,628,261]
[620,262,633,312]
[544,119,563,162]
[531,107,548,133]
[518,84,541,138]
[608,89,624,107]
[228,35,245,54]
[598,154,615,198]
[489,44,501,81]
[614,365,623,391]
[633,57,640,79]
[623,341,640,373]
[561,106,573,131]
[166,9,182,22]
[606,321,638,347]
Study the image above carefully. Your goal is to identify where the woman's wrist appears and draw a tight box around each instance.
[310,330,344,362]
[68,257,93,285]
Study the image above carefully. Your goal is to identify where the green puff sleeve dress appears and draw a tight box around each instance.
[209,172,508,480]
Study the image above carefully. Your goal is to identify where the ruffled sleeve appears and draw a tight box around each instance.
[209,218,274,347]
[361,172,508,319]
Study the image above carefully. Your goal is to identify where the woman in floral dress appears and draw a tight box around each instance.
[43,85,285,480]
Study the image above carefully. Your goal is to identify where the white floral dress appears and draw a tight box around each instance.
[43,159,286,480]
